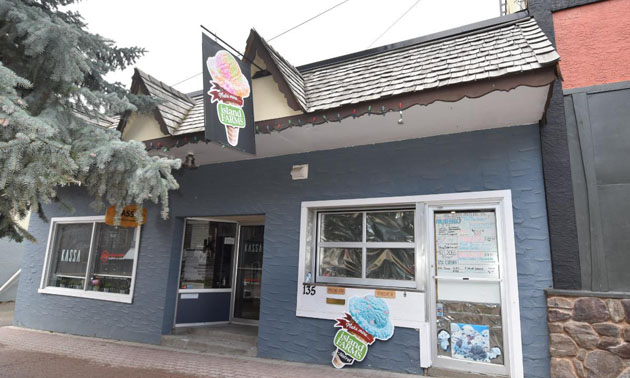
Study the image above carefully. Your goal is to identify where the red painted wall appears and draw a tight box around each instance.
[553,0,630,89]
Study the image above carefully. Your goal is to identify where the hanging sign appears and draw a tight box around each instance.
[105,204,146,228]
[202,33,256,154]
[331,295,394,368]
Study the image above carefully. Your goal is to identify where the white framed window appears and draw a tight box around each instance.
[296,190,523,377]
[38,216,141,304]
[316,209,416,288]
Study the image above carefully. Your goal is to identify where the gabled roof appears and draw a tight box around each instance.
[121,12,559,139]
[119,68,196,134]
[244,29,307,111]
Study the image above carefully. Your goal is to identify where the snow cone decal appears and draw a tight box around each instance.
[202,33,255,154]
[206,50,250,146]
[332,295,394,368]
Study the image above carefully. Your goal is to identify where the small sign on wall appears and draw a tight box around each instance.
[105,204,146,228]
[331,295,394,368]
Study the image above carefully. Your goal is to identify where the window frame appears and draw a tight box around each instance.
[315,209,417,288]
[38,216,141,304]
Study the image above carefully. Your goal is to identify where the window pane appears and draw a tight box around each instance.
[319,248,362,278]
[47,223,92,288]
[320,213,362,242]
[90,224,137,277]
[435,211,498,278]
[366,248,415,280]
[366,211,414,242]
[179,221,236,289]
[88,276,132,294]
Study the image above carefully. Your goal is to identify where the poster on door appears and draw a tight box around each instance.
[435,211,499,278]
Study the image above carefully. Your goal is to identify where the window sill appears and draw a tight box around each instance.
[303,281,424,292]
[38,287,133,304]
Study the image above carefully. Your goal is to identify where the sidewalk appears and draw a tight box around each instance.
[0,327,419,378]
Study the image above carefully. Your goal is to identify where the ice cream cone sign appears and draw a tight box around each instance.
[202,34,255,154]
[332,295,395,368]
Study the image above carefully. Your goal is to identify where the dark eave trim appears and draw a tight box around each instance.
[142,65,557,152]
[298,11,530,72]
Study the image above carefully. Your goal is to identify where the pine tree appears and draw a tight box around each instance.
[0,0,181,242]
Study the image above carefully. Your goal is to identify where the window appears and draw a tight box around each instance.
[316,209,416,288]
[297,191,523,377]
[39,217,140,303]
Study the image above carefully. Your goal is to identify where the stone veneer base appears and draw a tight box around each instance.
[546,290,630,378]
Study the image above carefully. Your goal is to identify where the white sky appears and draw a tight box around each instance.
[71,0,500,93]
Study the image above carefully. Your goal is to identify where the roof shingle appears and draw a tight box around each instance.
[124,15,559,137]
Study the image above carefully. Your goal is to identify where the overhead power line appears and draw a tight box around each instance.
[171,72,203,88]
[268,0,351,42]
[171,0,351,88]
[367,0,422,48]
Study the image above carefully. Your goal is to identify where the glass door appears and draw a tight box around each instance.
[431,208,508,376]
[175,219,237,326]
[233,225,264,322]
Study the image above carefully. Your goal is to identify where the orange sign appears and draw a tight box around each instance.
[327,287,346,295]
[105,205,146,228]
[374,290,396,299]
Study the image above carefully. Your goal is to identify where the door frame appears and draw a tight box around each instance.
[173,217,240,328]
[426,198,521,377]
[230,223,264,326]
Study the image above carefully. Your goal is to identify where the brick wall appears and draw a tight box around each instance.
[553,0,630,89]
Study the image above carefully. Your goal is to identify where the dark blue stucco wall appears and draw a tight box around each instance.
[14,124,552,376]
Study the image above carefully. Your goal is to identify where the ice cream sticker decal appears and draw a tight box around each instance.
[332,295,394,368]
[202,34,255,154]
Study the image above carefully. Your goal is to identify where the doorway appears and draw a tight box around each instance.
[174,216,264,327]
[232,225,264,323]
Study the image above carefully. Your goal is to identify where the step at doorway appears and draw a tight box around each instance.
[162,324,258,357]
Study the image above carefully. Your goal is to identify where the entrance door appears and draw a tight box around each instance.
[430,207,510,376]
[175,219,237,326]
[232,225,264,322]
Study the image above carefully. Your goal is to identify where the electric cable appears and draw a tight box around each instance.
[268,0,351,42]
[367,0,422,48]
[171,1,350,88]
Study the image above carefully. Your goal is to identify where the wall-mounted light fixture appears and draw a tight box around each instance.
[291,164,309,180]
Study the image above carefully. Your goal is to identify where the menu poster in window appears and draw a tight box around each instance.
[435,212,499,278]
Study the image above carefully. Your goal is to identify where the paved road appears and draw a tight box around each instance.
[0,302,14,326]
[0,327,417,378]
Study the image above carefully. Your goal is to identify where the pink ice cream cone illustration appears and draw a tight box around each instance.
[206,50,251,147]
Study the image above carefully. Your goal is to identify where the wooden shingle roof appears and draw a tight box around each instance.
[121,13,559,137]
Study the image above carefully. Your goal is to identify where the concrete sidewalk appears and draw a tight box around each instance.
[0,327,419,378]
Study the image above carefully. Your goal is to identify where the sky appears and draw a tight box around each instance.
[70,0,500,94]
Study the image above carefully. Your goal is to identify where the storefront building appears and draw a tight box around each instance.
[15,12,559,377]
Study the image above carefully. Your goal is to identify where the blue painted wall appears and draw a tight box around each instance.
[14,125,552,377]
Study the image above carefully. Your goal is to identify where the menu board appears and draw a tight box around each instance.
[435,211,499,278]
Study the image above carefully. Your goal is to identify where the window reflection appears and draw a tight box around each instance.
[319,248,362,278]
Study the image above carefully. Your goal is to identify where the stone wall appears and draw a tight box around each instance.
[547,293,630,377]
